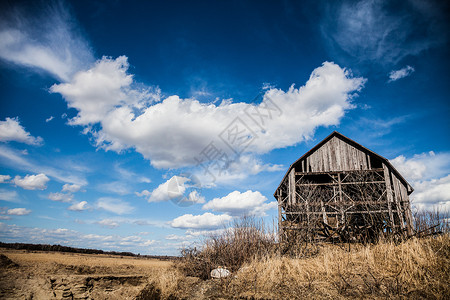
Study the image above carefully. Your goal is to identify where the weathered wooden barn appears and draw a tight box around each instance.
[274,131,414,243]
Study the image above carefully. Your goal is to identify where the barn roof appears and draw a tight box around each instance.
[274,131,413,196]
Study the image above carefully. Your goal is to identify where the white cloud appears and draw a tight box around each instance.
[187,190,205,204]
[48,192,74,203]
[51,58,364,169]
[96,197,134,215]
[68,201,88,211]
[45,116,54,123]
[13,173,49,190]
[390,151,450,182]
[0,223,157,254]
[322,0,447,64]
[411,175,450,211]
[170,212,232,229]
[0,189,18,202]
[195,154,284,187]
[139,177,152,183]
[135,189,151,197]
[62,183,81,193]
[165,228,226,241]
[0,175,11,183]
[147,175,205,205]
[388,66,415,82]
[0,117,43,145]
[98,181,131,195]
[390,151,450,210]
[148,176,190,202]
[7,208,31,215]
[203,190,276,216]
[97,219,120,228]
[50,56,158,125]
[0,2,94,81]
[0,145,88,186]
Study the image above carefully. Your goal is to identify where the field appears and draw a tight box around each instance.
[0,249,177,299]
[1,234,449,299]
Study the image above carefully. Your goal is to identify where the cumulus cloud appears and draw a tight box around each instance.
[48,192,74,203]
[50,56,158,125]
[322,0,447,64]
[96,197,134,215]
[0,175,11,183]
[411,175,450,211]
[195,154,284,187]
[388,66,415,82]
[148,176,188,202]
[390,151,450,209]
[7,208,31,215]
[13,173,49,190]
[0,1,94,81]
[147,175,204,204]
[62,183,81,193]
[186,190,205,204]
[203,190,276,216]
[390,151,450,182]
[45,116,54,123]
[170,212,232,229]
[68,201,88,211]
[0,117,43,145]
[51,58,364,169]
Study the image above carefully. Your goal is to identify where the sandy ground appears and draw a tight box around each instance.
[0,248,173,299]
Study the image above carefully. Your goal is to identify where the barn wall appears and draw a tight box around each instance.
[298,136,372,172]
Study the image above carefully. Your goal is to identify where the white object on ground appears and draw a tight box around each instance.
[211,267,231,279]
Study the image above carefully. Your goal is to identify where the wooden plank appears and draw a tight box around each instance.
[277,190,283,241]
[399,183,414,235]
[392,176,406,231]
[383,164,395,230]
[289,168,296,205]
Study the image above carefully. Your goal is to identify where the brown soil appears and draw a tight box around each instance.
[0,248,172,300]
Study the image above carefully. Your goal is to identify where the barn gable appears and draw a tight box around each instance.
[275,131,413,196]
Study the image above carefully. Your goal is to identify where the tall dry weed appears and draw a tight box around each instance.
[175,211,449,299]
[230,235,449,299]
[178,216,276,279]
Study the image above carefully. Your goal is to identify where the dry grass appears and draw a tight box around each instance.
[0,248,171,270]
[225,235,449,299]
[174,212,449,299]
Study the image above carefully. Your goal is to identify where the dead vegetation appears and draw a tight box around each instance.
[173,211,449,299]
[0,211,448,299]
[178,217,277,279]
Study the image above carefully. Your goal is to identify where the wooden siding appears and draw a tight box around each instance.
[296,136,371,173]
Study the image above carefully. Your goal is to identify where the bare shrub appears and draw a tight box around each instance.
[178,216,276,279]
[413,208,449,236]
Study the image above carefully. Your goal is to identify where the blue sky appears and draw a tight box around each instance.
[0,0,449,255]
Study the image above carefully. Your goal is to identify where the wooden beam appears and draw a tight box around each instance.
[289,168,296,205]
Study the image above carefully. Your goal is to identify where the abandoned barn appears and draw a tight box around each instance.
[274,131,414,243]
